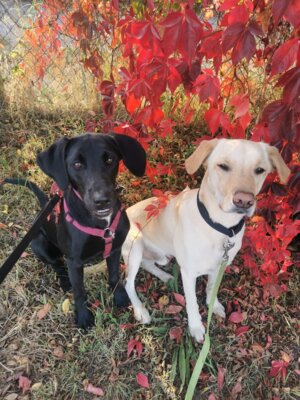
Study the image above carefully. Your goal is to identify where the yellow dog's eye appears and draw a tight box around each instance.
[218,163,230,171]
[255,167,265,175]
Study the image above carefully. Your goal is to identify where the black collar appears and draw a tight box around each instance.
[197,191,245,238]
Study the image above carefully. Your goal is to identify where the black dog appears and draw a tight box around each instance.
[3,133,146,329]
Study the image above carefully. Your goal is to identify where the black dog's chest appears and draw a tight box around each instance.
[56,213,129,263]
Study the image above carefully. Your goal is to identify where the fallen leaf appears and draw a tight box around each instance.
[62,298,71,315]
[18,375,31,394]
[169,326,183,343]
[280,351,291,363]
[173,292,186,306]
[269,359,289,381]
[31,382,43,391]
[217,366,226,391]
[252,343,264,353]
[235,325,249,336]
[231,381,242,397]
[53,346,64,359]
[84,382,104,396]
[265,335,272,349]
[136,372,150,389]
[21,251,30,258]
[208,394,217,400]
[0,222,8,229]
[158,295,169,306]
[294,369,300,376]
[228,311,244,324]
[120,323,135,330]
[4,394,18,400]
[127,337,143,358]
[91,300,101,309]
[164,305,183,314]
[37,303,51,320]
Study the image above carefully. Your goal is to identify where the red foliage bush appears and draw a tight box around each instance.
[24,0,300,296]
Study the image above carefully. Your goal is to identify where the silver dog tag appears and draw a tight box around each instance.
[222,238,235,263]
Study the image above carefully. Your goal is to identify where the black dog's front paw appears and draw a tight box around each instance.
[114,285,131,308]
[76,308,94,331]
[59,276,72,292]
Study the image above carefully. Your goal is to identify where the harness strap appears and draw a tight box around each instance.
[63,198,124,258]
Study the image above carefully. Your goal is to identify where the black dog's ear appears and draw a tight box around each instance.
[111,134,146,177]
[37,137,70,191]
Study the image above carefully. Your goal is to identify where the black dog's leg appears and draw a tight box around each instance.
[67,259,94,330]
[106,250,130,307]
[31,233,71,292]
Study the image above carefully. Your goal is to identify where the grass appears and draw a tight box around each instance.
[0,108,299,400]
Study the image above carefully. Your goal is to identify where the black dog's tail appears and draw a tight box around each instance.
[2,178,49,208]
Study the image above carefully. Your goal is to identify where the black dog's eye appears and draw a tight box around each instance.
[73,161,83,170]
[218,163,230,171]
[103,153,114,165]
[255,167,265,175]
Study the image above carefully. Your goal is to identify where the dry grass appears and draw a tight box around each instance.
[0,110,299,400]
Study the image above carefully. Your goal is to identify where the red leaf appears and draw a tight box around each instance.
[173,292,186,306]
[84,383,105,396]
[251,124,270,142]
[160,12,182,56]
[227,5,249,26]
[160,9,202,62]
[200,31,222,59]
[272,0,290,24]
[235,325,250,336]
[135,106,164,128]
[248,21,264,37]
[271,38,299,76]
[157,118,174,138]
[232,29,256,65]
[164,305,183,314]
[219,0,239,11]
[282,68,300,105]
[231,381,242,396]
[204,107,231,134]
[228,311,244,323]
[169,326,183,343]
[127,337,143,358]
[19,375,31,394]
[208,394,217,400]
[178,9,203,62]
[230,94,249,118]
[269,360,289,381]
[222,22,245,53]
[217,366,226,391]
[193,70,220,103]
[136,373,150,389]
[284,0,300,28]
[126,93,141,114]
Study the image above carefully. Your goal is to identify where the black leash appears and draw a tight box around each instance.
[0,194,60,284]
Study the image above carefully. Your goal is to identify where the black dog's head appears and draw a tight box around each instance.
[37,133,146,219]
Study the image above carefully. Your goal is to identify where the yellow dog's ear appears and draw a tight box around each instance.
[185,139,218,175]
[267,145,291,184]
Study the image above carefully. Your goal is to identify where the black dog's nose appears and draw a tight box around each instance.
[93,192,110,208]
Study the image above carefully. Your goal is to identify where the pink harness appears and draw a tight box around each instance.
[62,189,124,259]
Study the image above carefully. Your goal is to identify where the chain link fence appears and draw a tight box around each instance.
[0,0,98,111]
